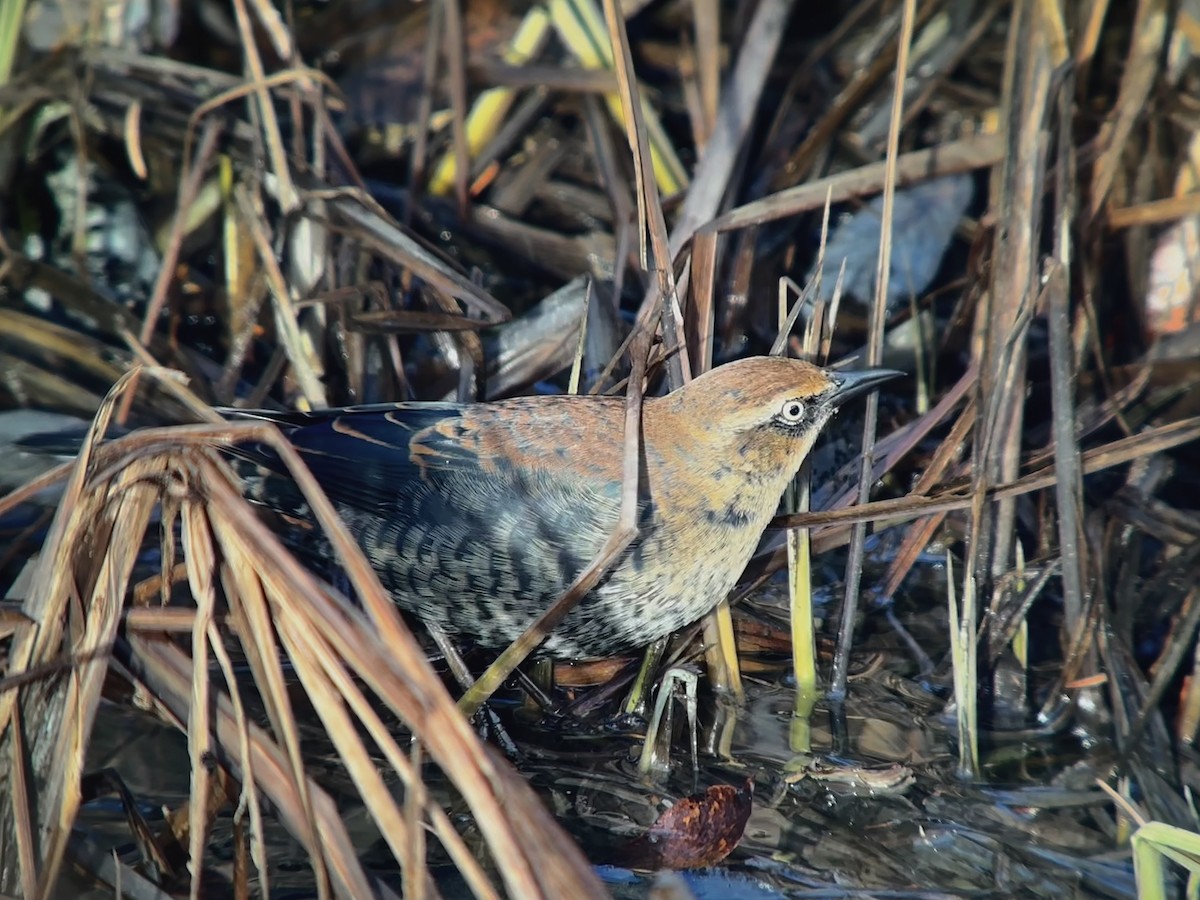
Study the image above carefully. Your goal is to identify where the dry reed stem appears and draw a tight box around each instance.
[441,0,471,214]
[829,0,916,702]
[678,0,793,340]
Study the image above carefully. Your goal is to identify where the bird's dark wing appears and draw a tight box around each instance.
[222,402,469,514]
[221,397,627,520]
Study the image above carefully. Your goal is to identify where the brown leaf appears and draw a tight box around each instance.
[625,778,754,870]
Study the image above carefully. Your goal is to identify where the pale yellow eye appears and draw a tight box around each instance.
[779,399,806,423]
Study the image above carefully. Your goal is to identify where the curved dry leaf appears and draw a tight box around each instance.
[625,778,754,870]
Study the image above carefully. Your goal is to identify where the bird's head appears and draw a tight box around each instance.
[650,356,901,482]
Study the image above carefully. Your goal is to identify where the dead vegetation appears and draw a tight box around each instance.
[1,0,1199,896]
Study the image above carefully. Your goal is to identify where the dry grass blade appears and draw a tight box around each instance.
[266,594,430,897]
[0,308,127,391]
[229,0,298,213]
[123,629,383,899]
[13,471,158,895]
[268,616,489,900]
[408,0,444,199]
[1089,0,1168,218]
[878,398,978,599]
[0,365,178,895]
[1047,131,1087,633]
[182,494,221,900]
[593,0,763,700]
[946,550,979,775]
[209,561,275,899]
[787,295,827,737]
[207,433,602,897]
[441,0,471,213]
[691,0,719,145]
[600,0,688,379]
[8,707,35,900]
[218,425,603,897]
[975,1,1061,573]
[0,366,606,898]
[704,132,1003,234]
[325,192,511,323]
[233,184,328,408]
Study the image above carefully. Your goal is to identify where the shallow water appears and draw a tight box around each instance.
[66,572,1135,900]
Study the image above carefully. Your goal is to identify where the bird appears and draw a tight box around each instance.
[227,356,901,659]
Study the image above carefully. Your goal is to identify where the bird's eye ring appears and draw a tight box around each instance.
[778,399,806,423]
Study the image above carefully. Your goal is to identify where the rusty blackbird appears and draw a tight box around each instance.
[231,356,899,657]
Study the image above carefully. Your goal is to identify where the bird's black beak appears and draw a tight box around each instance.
[828,368,904,406]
